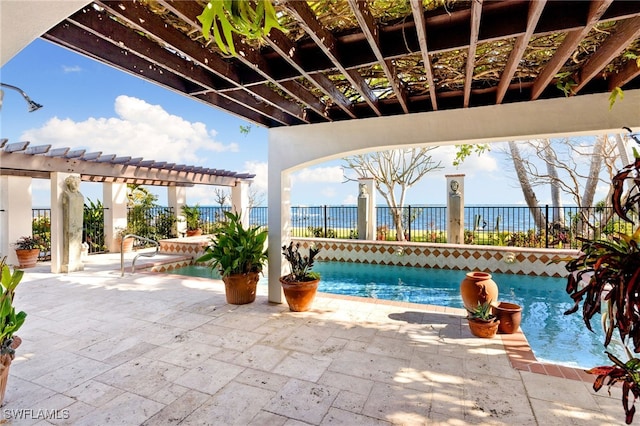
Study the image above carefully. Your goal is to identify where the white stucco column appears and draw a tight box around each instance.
[0,176,33,266]
[168,186,186,237]
[357,178,376,240]
[267,169,291,304]
[103,182,128,252]
[231,180,251,227]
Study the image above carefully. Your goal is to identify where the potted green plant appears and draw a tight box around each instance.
[197,211,268,305]
[13,235,46,268]
[561,157,640,424]
[0,257,27,405]
[280,242,321,312]
[466,301,500,338]
[182,204,202,237]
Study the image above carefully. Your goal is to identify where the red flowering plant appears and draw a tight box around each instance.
[563,157,640,424]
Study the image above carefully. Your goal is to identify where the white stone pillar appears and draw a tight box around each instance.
[0,176,33,266]
[103,182,128,252]
[231,180,251,228]
[357,178,376,240]
[168,186,186,237]
[446,174,465,245]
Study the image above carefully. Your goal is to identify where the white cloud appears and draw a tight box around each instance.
[243,161,268,193]
[343,194,357,204]
[321,187,337,198]
[62,65,82,73]
[21,95,237,165]
[293,166,343,183]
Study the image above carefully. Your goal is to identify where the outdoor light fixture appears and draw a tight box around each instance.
[0,83,43,112]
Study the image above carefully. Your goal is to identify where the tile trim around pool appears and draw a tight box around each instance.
[319,292,593,384]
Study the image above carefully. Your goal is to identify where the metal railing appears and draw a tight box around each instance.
[120,234,159,276]
[32,204,632,252]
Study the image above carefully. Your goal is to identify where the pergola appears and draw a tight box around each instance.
[1,0,640,301]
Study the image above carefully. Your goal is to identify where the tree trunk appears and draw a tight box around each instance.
[509,141,546,230]
[543,138,564,225]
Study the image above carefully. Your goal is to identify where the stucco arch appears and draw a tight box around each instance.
[267,90,640,303]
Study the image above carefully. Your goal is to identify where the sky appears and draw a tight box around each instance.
[0,39,622,208]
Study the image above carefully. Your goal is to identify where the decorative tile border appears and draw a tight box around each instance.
[293,238,577,277]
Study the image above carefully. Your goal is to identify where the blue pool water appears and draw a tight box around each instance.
[169,262,623,368]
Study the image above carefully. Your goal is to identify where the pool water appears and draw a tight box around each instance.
[169,262,623,369]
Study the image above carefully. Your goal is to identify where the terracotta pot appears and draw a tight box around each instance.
[0,336,21,405]
[223,272,259,305]
[468,319,500,338]
[15,249,39,268]
[117,237,134,253]
[460,271,499,311]
[186,229,203,237]
[280,276,319,312]
[492,302,523,334]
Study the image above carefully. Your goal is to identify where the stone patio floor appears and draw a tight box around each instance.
[2,253,624,425]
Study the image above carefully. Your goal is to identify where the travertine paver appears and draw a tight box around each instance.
[0,255,625,425]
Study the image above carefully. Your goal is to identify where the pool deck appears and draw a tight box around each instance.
[3,252,624,425]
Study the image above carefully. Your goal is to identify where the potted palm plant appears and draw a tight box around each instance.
[0,257,27,405]
[561,157,640,424]
[13,235,46,268]
[466,301,500,338]
[182,204,202,237]
[280,242,321,312]
[197,211,267,305]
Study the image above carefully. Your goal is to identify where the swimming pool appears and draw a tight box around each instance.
[168,262,622,369]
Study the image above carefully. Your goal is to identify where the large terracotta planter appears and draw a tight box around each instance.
[15,249,39,268]
[280,276,319,312]
[186,229,203,237]
[117,237,134,253]
[0,336,21,405]
[223,272,259,305]
[468,319,500,338]
[460,271,499,311]
[492,302,523,334]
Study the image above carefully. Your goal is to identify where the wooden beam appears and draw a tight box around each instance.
[463,0,483,108]
[410,0,438,111]
[531,0,614,100]
[348,0,409,113]
[496,0,546,104]
[574,15,640,93]
[609,57,640,90]
[284,0,381,116]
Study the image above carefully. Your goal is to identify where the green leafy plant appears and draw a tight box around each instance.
[198,0,285,56]
[562,158,640,424]
[467,301,497,322]
[281,242,320,282]
[197,211,268,277]
[182,204,202,231]
[13,235,46,251]
[0,257,27,359]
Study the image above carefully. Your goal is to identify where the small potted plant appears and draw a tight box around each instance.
[467,301,500,338]
[197,211,268,305]
[280,242,321,312]
[182,204,202,236]
[0,257,27,405]
[13,235,46,268]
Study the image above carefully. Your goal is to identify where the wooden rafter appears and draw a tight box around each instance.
[496,0,547,104]
[284,0,381,116]
[609,58,640,91]
[348,0,408,113]
[464,0,483,108]
[94,1,297,125]
[160,0,326,123]
[574,15,640,93]
[530,0,614,101]
[410,0,437,111]
[265,28,356,119]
